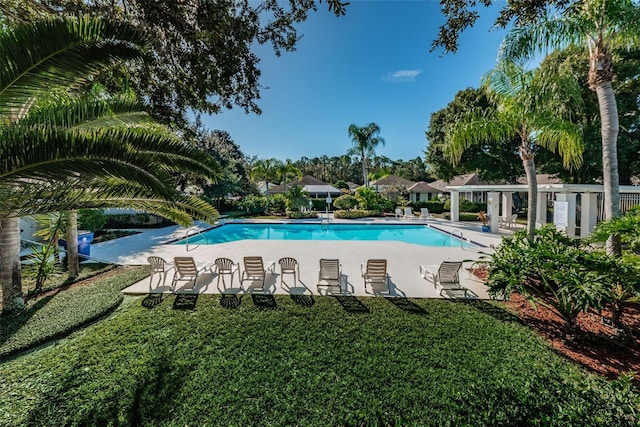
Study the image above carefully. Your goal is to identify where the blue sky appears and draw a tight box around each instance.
[203,1,509,162]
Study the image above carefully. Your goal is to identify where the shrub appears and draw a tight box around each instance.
[444,197,476,212]
[333,195,358,210]
[310,198,327,211]
[269,194,287,214]
[78,209,107,232]
[415,200,445,214]
[485,226,616,330]
[355,187,389,211]
[287,211,318,219]
[238,195,268,214]
[333,209,380,219]
[442,212,480,221]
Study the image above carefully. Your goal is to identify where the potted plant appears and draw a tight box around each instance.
[477,211,490,232]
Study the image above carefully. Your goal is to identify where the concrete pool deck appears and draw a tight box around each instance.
[90,216,516,299]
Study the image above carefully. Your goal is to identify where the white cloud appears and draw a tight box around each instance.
[386,69,422,82]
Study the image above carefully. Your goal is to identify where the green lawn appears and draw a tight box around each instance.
[1,293,638,426]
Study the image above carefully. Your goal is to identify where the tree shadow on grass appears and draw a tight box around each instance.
[219,294,242,309]
[454,299,523,325]
[333,295,369,314]
[141,294,164,309]
[24,347,189,426]
[384,297,427,314]
[251,294,277,309]
[172,294,198,310]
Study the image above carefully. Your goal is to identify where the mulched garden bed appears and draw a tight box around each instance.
[504,293,640,383]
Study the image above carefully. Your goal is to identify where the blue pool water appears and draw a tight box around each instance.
[176,223,469,247]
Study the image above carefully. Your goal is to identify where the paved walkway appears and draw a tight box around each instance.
[90,217,516,300]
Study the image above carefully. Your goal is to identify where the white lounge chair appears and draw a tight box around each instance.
[394,208,403,218]
[362,259,390,293]
[172,256,212,292]
[241,256,275,291]
[420,261,470,298]
[403,207,416,219]
[317,258,342,293]
[420,208,430,219]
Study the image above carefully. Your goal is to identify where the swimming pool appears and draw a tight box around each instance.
[176,223,470,248]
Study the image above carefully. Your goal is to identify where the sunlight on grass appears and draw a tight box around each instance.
[0,295,638,426]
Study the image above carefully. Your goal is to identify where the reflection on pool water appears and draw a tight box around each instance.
[176,223,470,248]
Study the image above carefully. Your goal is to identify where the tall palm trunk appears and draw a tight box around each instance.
[594,81,621,256]
[0,216,24,312]
[66,211,79,279]
[361,151,369,188]
[520,143,537,241]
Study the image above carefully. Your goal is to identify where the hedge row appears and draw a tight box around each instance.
[0,266,148,359]
[333,209,381,219]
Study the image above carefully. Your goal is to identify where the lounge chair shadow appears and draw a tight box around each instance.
[333,295,369,314]
[173,294,198,310]
[456,299,524,325]
[384,297,426,314]
[219,294,242,309]
[282,280,315,307]
[141,293,164,309]
[251,293,277,309]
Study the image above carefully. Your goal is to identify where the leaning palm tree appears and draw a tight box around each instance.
[0,17,221,312]
[347,123,384,188]
[498,0,640,253]
[444,60,583,240]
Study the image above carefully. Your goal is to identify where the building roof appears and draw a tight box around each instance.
[369,174,415,187]
[429,173,487,192]
[267,175,341,196]
[408,181,440,193]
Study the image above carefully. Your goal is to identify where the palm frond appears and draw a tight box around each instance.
[0,16,149,120]
[498,13,588,62]
[534,119,584,170]
[444,109,519,166]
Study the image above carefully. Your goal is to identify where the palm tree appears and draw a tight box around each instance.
[347,122,385,188]
[498,0,640,253]
[0,18,221,311]
[276,159,302,191]
[444,60,583,240]
[250,158,280,213]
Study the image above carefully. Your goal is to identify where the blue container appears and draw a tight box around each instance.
[60,231,94,259]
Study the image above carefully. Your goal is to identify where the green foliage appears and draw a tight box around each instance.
[414,200,445,214]
[1,295,639,426]
[442,212,482,221]
[78,209,107,232]
[355,187,390,211]
[590,206,640,254]
[334,180,349,190]
[25,244,60,291]
[287,211,318,219]
[0,266,147,358]
[283,185,308,211]
[443,197,477,212]
[486,226,632,329]
[268,193,287,214]
[333,194,358,210]
[238,195,268,214]
[333,209,381,219]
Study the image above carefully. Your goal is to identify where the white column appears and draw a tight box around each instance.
[554,193,577,237]
[536,192,548,228]
[450,191,459,222]
[487,192,501,233]
[501,192,513,221]
[580,193,599,238]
